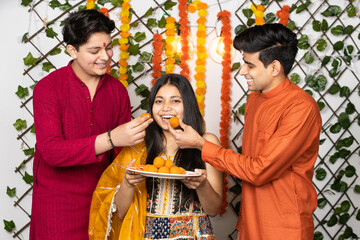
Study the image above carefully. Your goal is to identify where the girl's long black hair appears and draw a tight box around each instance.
[145,74,205,204]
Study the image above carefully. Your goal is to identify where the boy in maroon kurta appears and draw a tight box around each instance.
[31,10,152,239]
[168,24,322,239]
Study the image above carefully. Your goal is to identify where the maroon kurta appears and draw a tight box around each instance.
[30,61,131,240]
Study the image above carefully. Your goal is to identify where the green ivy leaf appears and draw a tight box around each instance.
[139,51,152,62]
[290,73,301,84]
[298,35,309,49]
[23,148,34,156]
[312,20,321,32]
[340,86,350,97]
[247,18,255,27]
[329,123,341,134]
[331,180,348,192]
[321,19,329,31]
[265,13,276,23]
[334,41,344,51]
[296,0,311,13]
[345,103,356,114]
[242,9,253,18]
[146,18,157,29]
[128,44,140,56]
[315,168,327,180]
[164,0,177,10]
[317,101,325,111]
[31,125,36,133]
[45,27,58,38]
[135,84,150,97]
[111,0,123,7]
[132,62,144,73]
[331,25,344,36]
[319,138,326,145]
[339,213,350,224]
[329,68,340,77]
[234,25,246,35]
[143,7,153,18]
[321,56,330,66]
[338,112,350,129]
[329,152,339,164]
[231,62,241,72]
[305,89,313,95]
[42,62,55,72]
[317,198,327,209]
[327,214,338,227]
[23,171,33,184]
[50,48,61,55]
[345,165,356,177]
[238,103,246,115]
[22,32,29,43]
[49,0,61,9]
[316,39,327,51]
[229,184,242,194]
[339,148,350,158]
[347,5,356,17]
[287,21,296,31]
[158,16,166,28]
[6,186,16,198]
[59,1,72,11]
[3,219,15,232]
[13,119,27,131]
[314,231,324,240]
[97,0,111,5]
[109,69,118,79]
[305,75,315,87]
[316,75,327,91]
[23,52,41,66]
[21,0,33,6]
[321,5,341,17]
[304,52,314,64]
[15,85,29,99]
[133,32,146,43]
[343,25,354,34]
[354,185,360,194]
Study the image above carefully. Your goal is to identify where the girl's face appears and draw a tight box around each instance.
[152,84,184,131]
[69,32,113,79]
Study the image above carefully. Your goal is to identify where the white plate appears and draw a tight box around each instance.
[127,167,200,179]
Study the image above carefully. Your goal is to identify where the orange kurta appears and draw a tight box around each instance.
[202,78,322,240]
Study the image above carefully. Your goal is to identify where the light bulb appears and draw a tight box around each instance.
[209,36,236,64]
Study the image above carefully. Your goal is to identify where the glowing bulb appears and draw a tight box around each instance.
[171,35,195,59]
[215,37,225,56]
[209,36,236,64]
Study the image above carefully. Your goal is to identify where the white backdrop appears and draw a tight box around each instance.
[1,0,359,239]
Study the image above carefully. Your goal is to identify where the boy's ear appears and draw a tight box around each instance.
[66,45,77,60]
[270,60,282,77]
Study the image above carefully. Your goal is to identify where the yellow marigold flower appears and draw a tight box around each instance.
[193,0,200,5]
[121,10,129,17]
[198,9,207,17]
[123,0,130,3]
[197,37,206,45]
[120,80,128,88]
[255,18,265,25]
[119,74,128,80]
[257,5,265,11]
[119,66,127,74]
[165,36,175,43]
[195,65,205,73]
[166,58,175,64]
[196,94,204,102]
[122,2,131,9]
[165,65,174,73]
[197,52,207,59]
[165,29,176,36]
[166,17,176,23]
[120,24,130,32]
[119,44,129,51]
[188,4,197,13]
[165,50,174,58]
[198,24,206,31]
[121,16,131,24]
[165,23,175,30]
[196,80,206,88]
[120,32,131,38]
[197,2,208,9]
[118,59,128,67]
[86,1,95,9]
[120,51,129,60]
[119,38,129,45]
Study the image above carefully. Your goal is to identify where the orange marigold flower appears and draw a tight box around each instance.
[118,59,128,67]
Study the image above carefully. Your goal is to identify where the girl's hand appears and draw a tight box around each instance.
[124,159,146,187]
[181,169,207,190]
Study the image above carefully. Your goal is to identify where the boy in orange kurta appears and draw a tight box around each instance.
[168,23,322,240]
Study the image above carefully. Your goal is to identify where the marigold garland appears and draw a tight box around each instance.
[118,0,131,88]
[178,0,190,79]
[189,1,208,116]
[218,10,232,215]
[250,4,265,25]
[165,16,176,74]
[86,0,96,9]
[276,5,290,26]
[151,34,163,86]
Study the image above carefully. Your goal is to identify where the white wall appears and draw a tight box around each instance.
[1,0,359,240]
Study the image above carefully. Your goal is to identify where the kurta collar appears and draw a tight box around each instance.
[67,61,106,88]
[260,77,291,99]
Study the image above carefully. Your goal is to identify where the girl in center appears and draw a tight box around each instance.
[89,73,223,239]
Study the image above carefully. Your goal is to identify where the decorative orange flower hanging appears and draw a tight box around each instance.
[99,7,109,18]
[189,1,208,116]
[118,0,131,87]
[151,34,163,86]
[178,0,190,79]
[217,10,232,215]
[165,16,176,74]
[250,4,265,25]
[276,5,290,26]
[86,0,96,9]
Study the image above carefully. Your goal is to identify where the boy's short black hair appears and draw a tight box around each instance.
[233,23,298,76]
[62,9,115,50]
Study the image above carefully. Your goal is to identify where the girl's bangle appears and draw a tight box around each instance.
[107,130,117,148]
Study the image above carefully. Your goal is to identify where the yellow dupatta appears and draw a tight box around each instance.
[89,142,147,240]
